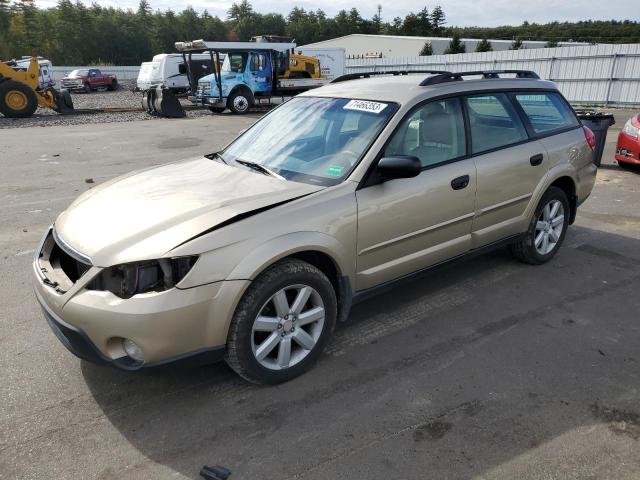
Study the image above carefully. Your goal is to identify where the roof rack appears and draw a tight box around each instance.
[420,70,540,86]
[331,70,451,83]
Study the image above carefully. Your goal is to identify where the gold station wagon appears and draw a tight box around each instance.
[33,70,597,383]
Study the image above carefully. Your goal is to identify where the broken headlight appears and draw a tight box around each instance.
[87,256,198,299]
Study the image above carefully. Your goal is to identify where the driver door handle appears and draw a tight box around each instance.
[451,175,470,190]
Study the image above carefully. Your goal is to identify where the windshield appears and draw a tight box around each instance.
[222,53,248,73]
[69,69,89,77]
[222,97,396,186]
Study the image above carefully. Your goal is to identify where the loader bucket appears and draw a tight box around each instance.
[153,86,185,118]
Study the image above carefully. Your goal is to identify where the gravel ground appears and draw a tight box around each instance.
[0,79,271,129]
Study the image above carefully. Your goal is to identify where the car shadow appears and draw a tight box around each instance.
[82,225,640,479]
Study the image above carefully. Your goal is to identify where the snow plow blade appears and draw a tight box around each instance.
[142,86,185,118]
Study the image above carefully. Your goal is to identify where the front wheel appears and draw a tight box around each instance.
[510,186,570,265]
[225,259,337,384]
[83,83,91,93]
[227,90,252,114]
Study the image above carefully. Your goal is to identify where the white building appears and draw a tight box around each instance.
[301,34,588,58]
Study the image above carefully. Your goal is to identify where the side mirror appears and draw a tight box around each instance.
[377,156,421,180]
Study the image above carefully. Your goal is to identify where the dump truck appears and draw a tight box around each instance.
[0,57,73,118]
[175,39,330,115]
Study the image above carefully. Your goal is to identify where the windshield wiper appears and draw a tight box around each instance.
[206,152,228,164]
[235,159,284,179]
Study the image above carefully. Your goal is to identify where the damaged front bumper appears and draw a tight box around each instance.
[33,227,248,370]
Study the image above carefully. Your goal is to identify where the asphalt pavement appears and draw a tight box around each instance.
[1,110,639,480]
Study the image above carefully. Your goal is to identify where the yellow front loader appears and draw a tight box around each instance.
[0,57,73,118]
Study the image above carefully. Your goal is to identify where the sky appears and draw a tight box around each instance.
[33,0,633,27]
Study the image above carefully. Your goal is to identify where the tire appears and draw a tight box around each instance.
[208,106,225,114]
[227,90,252,114]
[510,186,570,265]
[62,89,74,109]
[108,79,118,91]
[226,259,337,384]
[0,80,38,118]
[83,83,91,93]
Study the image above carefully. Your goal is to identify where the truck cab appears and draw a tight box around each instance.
[195,50,274,113]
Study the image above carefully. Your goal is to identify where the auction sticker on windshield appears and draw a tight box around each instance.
[343,99,387,114]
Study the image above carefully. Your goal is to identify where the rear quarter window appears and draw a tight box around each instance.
[514,92,579,135]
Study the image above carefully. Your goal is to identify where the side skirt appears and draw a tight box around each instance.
[351,233,525,306]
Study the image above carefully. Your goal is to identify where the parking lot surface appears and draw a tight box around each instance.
[1,110,639,479]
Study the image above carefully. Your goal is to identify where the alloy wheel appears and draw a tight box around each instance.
[534,199,565,255]
[251,284,325,370]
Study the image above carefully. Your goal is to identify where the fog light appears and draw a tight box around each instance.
[122,338,144,363]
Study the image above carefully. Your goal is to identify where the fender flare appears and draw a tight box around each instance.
[525,165,578,224]
[228,84,254,105]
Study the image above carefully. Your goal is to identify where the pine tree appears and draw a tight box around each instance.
[510,37,524,50]
[419,41,433,56]
[475,38,493,52]
[430,6,445,35]
[444,33,465,54]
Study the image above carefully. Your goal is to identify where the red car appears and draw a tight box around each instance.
[616,113,640,167]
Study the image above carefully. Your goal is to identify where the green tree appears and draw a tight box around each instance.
[227,0,256,41]
[510,37,524,50]
[444,33,466,54]
[545,40,558,47]
[475,38,493,52]
[430,5,445,35]
[419,41,432,56]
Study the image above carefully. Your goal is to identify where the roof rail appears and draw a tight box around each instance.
[331,70,451,83]
[420,70,540,86]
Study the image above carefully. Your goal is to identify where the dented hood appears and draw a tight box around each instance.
[55,157,322,266]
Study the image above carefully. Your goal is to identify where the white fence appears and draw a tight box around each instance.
[346,43,640,107]
[51,65,141,82]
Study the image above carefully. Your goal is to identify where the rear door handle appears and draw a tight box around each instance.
[451,175,470,190]
[530,153,544,166]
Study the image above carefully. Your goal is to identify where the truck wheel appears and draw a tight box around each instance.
[108,79,118,91]
[228,90,252,114]
[83,83,91,93]
[0,80,38,118]
[208,106,225,114]
[225,259,337,384]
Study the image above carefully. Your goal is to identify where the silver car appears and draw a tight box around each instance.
[33,70,597,383]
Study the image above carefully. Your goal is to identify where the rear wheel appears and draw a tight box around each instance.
[510,186,570,265]
[108,79,118,91]
[225,259,337,384]
[227,90,252,114]
[0,80,38,118]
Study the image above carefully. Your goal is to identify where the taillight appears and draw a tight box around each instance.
[583,126,596,150]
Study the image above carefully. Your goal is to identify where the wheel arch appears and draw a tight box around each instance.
[549,176,577,224]
[228,84,254,103]
[226,234,354,323]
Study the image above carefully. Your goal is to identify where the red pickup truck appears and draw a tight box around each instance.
[61,68,118,93]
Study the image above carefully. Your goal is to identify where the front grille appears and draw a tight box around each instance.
[50,231,92,283]
[197,82,211,95]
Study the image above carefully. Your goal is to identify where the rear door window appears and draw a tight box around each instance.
[465,93,528,154]
[514,92,579,135]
